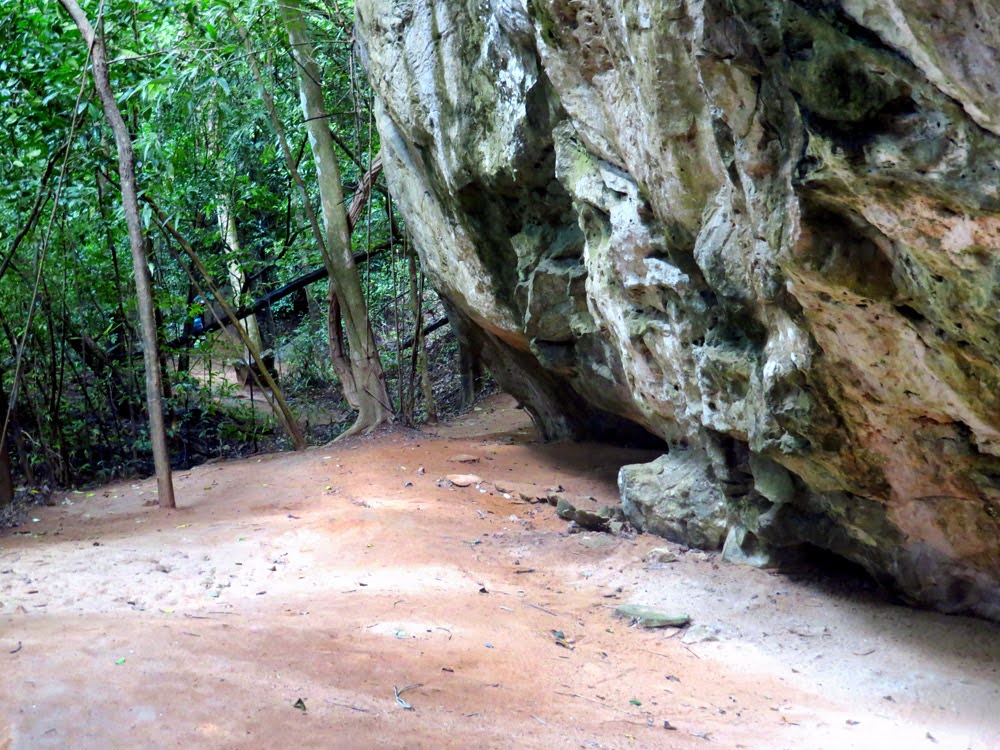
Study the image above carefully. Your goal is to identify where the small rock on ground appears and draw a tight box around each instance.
[444,474,483,487]
[647,547,679,564]
[615,604,691,629]
[447,454,481,464]
[493,480,548,503]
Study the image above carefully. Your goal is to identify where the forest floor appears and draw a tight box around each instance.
[1,393,998,749]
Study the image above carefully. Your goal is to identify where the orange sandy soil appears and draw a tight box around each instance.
[1,394,998,749]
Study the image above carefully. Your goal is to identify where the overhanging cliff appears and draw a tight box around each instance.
[356,0,1000,619]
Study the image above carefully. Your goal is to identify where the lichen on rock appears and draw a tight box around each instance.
[356,0,1000,620]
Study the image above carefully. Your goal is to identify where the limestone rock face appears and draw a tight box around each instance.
[355,0,1000,620]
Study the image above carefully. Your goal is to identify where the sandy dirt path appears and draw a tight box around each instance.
[1,394,998,749]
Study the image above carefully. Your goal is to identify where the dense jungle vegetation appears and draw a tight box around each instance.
[0,0,474,510]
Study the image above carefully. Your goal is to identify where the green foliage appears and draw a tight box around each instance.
[0,0,449,490]
[278,315,332,394]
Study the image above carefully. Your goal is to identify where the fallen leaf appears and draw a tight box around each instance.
[293,698,307,711]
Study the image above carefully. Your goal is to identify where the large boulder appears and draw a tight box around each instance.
[619,451,728,550]
[355,0,1000,620]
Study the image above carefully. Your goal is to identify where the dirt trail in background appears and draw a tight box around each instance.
[1,394,998,749]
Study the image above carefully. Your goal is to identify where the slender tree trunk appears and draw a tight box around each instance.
[0,317,37,485]
[235,16,356,414]
[206,84,265,358]
[0,381,14,508]
[0,143,66,284]
[278,0,391,437]
[459,339,485,410]
[407,249,437,423]
[176,281,198,375]
[216,199,264,353]
[58,0,175,508]
[0,440,13,508]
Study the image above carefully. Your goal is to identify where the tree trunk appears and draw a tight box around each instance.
[278,0,391,438]
[0,380,15,509]
[0,440,13,509]
[58,0,175,508]
[237,16,357,408]
[408,250,437,423]
[459,339,485,410]
[216,198,265,355]
[207,83,264,358]
[236,20,321,301]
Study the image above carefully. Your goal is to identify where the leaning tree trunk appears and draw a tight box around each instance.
[58,0,175,508]
[278,0,391,437]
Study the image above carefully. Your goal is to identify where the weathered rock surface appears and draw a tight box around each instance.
[356,0,1000,619]
[620,452,729,549]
